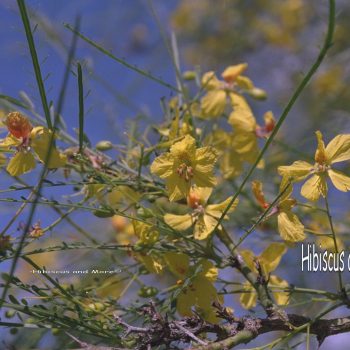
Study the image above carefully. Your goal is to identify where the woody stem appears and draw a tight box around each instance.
[216,228,279,318]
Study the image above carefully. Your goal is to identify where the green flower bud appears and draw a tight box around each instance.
[5,310,15,318]
[183,70,197,81]
[247,87,267,100]
[96,140,113,151]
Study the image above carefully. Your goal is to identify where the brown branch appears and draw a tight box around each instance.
[67,301,350,350]
[188,314,350,350]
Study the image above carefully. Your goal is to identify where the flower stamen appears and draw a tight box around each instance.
[177,163,194,181]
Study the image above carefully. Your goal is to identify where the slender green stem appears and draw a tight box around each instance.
[17,0,52,129]
[64,23,180,93]
[232,181,291,250]
[77,62,85,153]
[325,195,344,292]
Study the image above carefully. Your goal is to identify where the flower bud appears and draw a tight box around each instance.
[96,140,113,151]
[6,112,32,139]
[182,70,196,81]
[247,88,267,100]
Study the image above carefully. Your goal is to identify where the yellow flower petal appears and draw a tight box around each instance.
[279,176,293,202]
[232,131,258,155]
[314,130,327,164]
[166,174,192,201]
[228,93,256,132]
[31,127,66,168]
[136,253,164,274]
[164,252,189,278]
[197,259,218,282]
[7,151,36,176]
[252,181,269,208]
[300,174,327,201]
[269,275,289,306]
[195,147,218,172]
[239,282,257,309]
[0,135,21,149]
[240,250,256,272]
[170,134,196,159]
[194,147,218,188]
[150,153,174,179]
[236,75,254,90]
[177,278,221,323]
[259,243,287,274]
[193,278,222,322]
[193,214,217,240]
[190,186,213,205]
[278,160,312,181]
[328,169,350,192]
[206,197,238,219]
[316,234,344,252]
[177,290,194,316]
[201,71,221,90]
[277,210,305,242]
[164,213,193,231]
[326,134,350,164]
[221,151,243,178]
[221,63,248,83]
[201,90,227,117]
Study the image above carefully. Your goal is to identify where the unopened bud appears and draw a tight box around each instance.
[247,88,267,100]
[96,140,113,151]
[183,70,196,81]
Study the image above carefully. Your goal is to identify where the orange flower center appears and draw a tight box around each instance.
[6,112,33,139]
[187,191,201,209]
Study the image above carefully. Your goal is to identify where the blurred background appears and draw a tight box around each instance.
[0,0,350,348]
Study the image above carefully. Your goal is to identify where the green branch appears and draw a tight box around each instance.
[17,0,52,129]
[64,23,180,93]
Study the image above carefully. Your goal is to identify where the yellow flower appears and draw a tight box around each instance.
[204,129,244,178]
[133,221,159,246]
[0,112,66,176]
[164,252,222,322]
[201,63,264,118]
[150,135,218,201]
[251,180,305,242]
[129,221,165,274]
[239,243,289,309]
[278,131,350,201]
[229,94,275,155]
[164,186,238,240]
